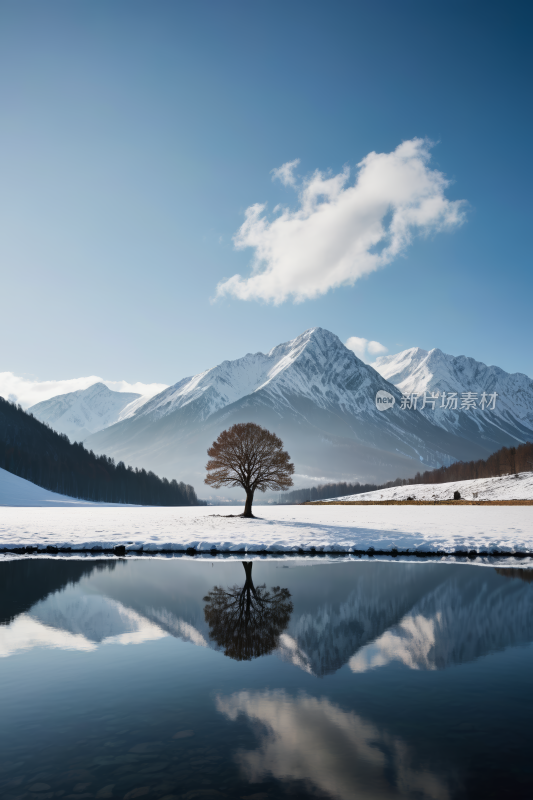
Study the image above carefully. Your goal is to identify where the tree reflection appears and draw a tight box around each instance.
[203,562,293,661]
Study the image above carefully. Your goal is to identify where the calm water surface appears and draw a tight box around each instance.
[1,558,532,800]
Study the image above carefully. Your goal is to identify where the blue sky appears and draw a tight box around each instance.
[1,0,531,387]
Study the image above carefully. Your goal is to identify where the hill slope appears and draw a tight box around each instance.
[0,467,132,507]
[318,472,533,502]
[0,397,200,505]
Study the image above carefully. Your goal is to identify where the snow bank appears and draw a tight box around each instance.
[0,503,532,557]
[320,472,533,503]
[0,467,133,508]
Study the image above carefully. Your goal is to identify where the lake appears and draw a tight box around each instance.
[1,557,532,799]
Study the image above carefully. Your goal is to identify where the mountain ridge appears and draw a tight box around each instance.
[85,328,504,490]
[29,382,144,441]
[373,346,533,447]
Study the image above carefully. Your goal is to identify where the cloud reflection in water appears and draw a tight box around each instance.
[217,690,451,800]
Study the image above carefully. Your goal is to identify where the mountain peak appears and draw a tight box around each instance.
[29,383,142,441]
[374,344,533,432]
[132,327,379,424]
[267,327,345,358]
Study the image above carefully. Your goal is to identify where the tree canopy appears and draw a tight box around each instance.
[205,422,294,516]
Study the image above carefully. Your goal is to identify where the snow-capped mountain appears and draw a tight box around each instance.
[373,347,533,446]
[29,382,147,441]
[85,328,498,489]
[0,372,168,412]
[131,326,391,422]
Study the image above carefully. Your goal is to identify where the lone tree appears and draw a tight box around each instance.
[204,422,294,517]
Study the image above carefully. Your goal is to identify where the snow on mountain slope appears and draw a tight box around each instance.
[321,472,533,502]
[130,328,426,423]
[373,347,533,443]
[0,372,167,410]
[0,467,129,507]
[86,328,518,489]
[29,382,146,441]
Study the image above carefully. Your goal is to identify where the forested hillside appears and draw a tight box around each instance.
[0,397,201,505]
[402,441,533,486]
[283,442,533,503]
[279,481,380,504]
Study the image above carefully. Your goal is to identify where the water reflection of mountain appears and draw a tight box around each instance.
[1,560,533,676]
[282,563,533,675]
[278,563,449,675]
[0,559,115,626]
[349,569,533,673]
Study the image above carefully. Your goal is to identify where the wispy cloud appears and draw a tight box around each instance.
[0,373,167,409]
[271,158,300,187]
[216,139,466,304]
[345,337,387,362]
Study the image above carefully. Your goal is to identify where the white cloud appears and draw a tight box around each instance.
[0,372,167,410]
[345,337,387,362]
[271,158,300,187]
[217,138,466,304]
[367,340,388,355]
[345,336,369,359]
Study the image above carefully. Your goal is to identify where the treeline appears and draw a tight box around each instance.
[281,441,533,503]
[280,481,380,504]
[0,397,203,506]
[397,441,533,486]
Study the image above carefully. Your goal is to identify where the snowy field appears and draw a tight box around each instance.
[322,472,533,502]
[0,503,532,560]
[0,467,532,559]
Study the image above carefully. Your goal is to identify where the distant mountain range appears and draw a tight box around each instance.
[81,328,532,490]
[13,328,532,492]
[29,382,146,440]
[373,347,533,449]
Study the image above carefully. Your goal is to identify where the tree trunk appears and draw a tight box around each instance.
[243,489,255,518]
[242,561,257,594]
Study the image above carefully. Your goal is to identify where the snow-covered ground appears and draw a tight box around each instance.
[321,472,533,502]
[1,466,531,558]
[0,502,531,558]
[0,467,132,507]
